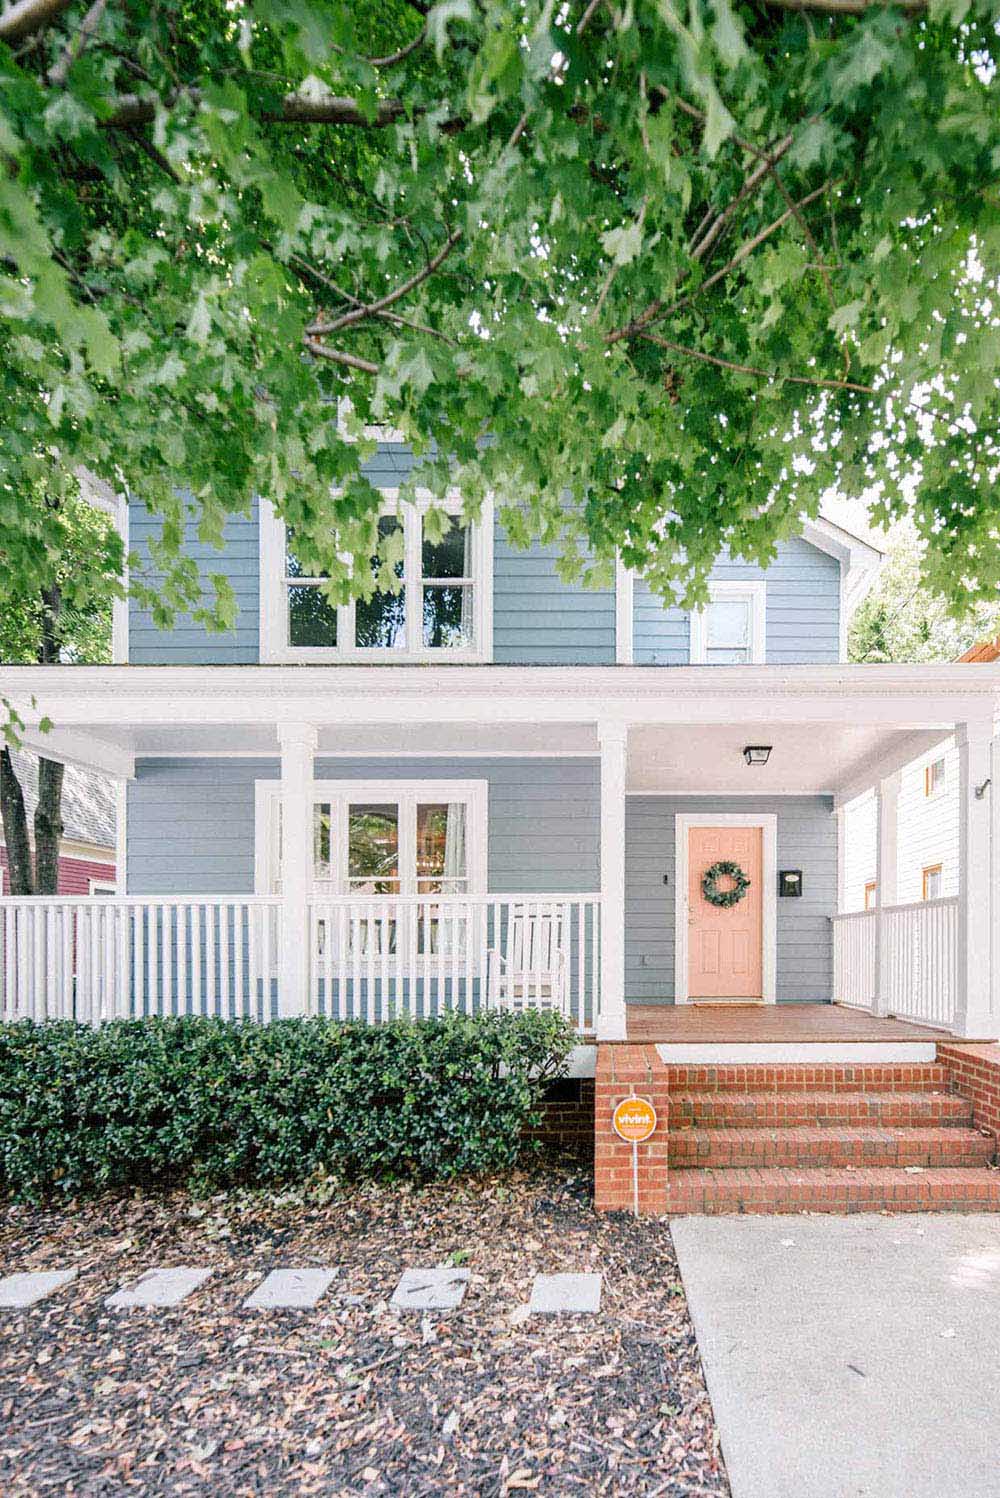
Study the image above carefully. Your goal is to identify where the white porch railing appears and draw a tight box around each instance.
[832,896,958,1029]
[0,897,281,1024]
[0,893,601,1032]
[307,894,601,1032]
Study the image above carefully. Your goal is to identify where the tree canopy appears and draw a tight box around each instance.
[2,0,1000,630]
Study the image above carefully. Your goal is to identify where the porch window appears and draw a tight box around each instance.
[263,492,489,661]
[864,880,877,910]
[258,779,487,897]
[922,863,943,900]
[689,581,766,665]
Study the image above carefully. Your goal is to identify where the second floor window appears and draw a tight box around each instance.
[924,757,946,797]
[265,492,488,661]
[690,582,766,665]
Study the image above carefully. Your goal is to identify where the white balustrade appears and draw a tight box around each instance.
[307,894,602,1031]
[0,897,281,1024]
[0,893,601,1032]
[832,896,958,1029]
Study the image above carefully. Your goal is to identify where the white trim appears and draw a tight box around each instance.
[260,490,493,665]
[140,748,600,760]
[115,779,127,895]
[112,494,129,665]
[255,777,488,897]
[614,557,634,664]
[674,812,778,1005]
[597,723,628,1040]
[689,580,766,665]
[655,1040,937,1064]
[88,877,118,896]
[18,727,135,781]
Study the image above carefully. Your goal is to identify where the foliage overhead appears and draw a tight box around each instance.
[850,523,1000,662]
[2,0,1000,628]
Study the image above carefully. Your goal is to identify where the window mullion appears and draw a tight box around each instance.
[405,511,420,653]
[401,796,417,897]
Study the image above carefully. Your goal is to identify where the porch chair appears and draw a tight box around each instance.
[486,902,570,1017]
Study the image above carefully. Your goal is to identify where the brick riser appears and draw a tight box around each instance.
[666,1063,953,1094]
[670,1124,996,1171]
[669,1090,971,1129]
[668,1167,1000,1215]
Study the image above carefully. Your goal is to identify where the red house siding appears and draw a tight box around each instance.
[0,849,116,896]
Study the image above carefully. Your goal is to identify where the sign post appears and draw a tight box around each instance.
[611,1094,658,1217]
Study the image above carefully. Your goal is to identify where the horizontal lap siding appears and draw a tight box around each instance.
[634,537,841,664]
[625,795,836,1004]
[896,743,959,903]
[126,757,600,895]
[493,516,615,664]
[129,497,260,664]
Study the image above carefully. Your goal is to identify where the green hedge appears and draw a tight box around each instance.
[0,1010,575,1202]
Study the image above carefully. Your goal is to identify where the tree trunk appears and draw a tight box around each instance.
[0,748,34,894]
[34,755,64,894]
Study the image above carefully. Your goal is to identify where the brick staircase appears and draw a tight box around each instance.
[666,1062,1000,1214]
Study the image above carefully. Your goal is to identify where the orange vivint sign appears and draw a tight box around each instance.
[612,1096,657,1143]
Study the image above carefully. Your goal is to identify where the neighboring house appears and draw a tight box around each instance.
[3,441,1000,1051]
[0,751,116,896]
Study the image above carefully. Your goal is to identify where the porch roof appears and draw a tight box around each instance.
[2,662,998,800]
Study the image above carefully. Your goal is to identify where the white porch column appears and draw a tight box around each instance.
[278,721,317,1019]
[955,718,994,1038]
[597,721,628,1041]
[872,771,900,1016]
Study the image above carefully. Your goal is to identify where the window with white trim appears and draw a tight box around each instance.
[924,757,946,798]
[690,581,766,665]
[88,879,117,896]
[256,780,488,897]
[261,492,491,661]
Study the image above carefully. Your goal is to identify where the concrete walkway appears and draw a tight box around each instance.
[672,1214,1000,1498]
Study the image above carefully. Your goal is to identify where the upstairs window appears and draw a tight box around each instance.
[262,492,490,662]
[924,757,946,798]
[690,582,766,665]
[922,864,943,900]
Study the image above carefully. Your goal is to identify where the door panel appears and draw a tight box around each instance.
[687,825,764,1000]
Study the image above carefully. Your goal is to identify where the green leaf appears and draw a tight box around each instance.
[601,219,644,267]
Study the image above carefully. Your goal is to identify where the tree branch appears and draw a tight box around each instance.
[637,331,877,394]
[308,228,462,337]
[104,89,409,130]
[0,0,74,44]
[764,0,925,12]
[303,339,380,373]
[46,0,106,86]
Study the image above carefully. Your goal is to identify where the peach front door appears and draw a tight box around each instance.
[687,825,764,1000]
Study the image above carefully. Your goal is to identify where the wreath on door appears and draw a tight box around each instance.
[701,859,751,909]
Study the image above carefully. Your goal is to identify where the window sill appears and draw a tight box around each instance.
[263,648,489,665]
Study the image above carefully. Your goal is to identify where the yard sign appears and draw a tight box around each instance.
[612,1096,658,1217]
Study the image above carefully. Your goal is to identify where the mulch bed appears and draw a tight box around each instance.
[0,1162,728,1496]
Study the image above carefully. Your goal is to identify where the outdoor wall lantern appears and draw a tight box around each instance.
[742,745,773,767]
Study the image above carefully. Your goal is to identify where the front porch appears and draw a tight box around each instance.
[1,661,999,1043]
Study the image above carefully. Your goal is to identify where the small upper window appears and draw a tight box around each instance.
[924,758,946,798]
[690,582,765,665]
[864,880,877,911]
[269,494,485,661]
[922,864,943,900]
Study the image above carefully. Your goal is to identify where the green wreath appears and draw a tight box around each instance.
[702,860,751,909]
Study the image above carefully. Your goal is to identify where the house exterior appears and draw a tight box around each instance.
[0,752,116,896]
[2,444,1000,1052]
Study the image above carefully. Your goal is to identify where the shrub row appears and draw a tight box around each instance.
[0,1010,575,1202]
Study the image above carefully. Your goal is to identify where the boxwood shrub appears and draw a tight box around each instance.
[0,1010,575,1202]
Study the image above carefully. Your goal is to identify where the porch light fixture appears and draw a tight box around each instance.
[742,745,772,767]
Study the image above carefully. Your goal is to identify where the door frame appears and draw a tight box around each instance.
[674,812,778,1005]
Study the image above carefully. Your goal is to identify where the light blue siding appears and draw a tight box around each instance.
[633,537,841,665]
[625,795,836,1004]
[493,517,616,664]
[129,496,260,665]
[126,756,600,895]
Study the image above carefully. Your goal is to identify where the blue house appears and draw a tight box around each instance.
[2,447,999,1057]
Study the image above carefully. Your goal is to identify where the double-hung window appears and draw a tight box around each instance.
[262,491,490,661]
[689,581,766,665]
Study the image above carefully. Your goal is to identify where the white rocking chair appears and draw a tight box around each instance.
[487,903,569,1016]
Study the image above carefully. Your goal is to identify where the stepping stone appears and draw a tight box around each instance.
[0,1270,77,1308]
[244,1268,337,1310]
[105,1267,212,1309]
[390,1267,470,1313]
[529,1273,602,1316]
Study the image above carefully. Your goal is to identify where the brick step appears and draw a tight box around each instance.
[667,1165,1000,1216]
[669,1089,972,1129]
[664,1063,952,1094]
[669,1124,996,1171]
